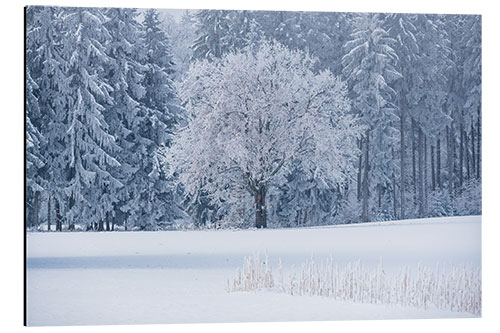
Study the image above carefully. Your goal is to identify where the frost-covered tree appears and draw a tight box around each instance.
[61,7,120,230]
[342,13,402,222]
[461,15,481,180]
[138,8,185,229]
[409,15,453,217]
[102,7,147,230]
[448,15,482,184]
[384,13,420,219]
[26,71,46,229]
[26,6,70,231]
[166,42,361,228]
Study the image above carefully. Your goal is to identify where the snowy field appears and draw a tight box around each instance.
[26,215,481,326]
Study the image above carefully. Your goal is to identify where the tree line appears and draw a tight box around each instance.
[26,7,481,230]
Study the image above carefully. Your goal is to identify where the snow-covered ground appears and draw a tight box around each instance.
[26,215,481,326]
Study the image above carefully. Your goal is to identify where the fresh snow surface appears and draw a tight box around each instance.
[26,215,481,326]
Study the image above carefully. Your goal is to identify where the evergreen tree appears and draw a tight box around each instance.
[61,7,120,230]
[191,10,231,61]
[26,70,46,229]
[192,10,262,61]
[26,6,69,230]
[137,8,185,229]
[342,13,402,222]
[384,13,420,219]
[164,10,196,79]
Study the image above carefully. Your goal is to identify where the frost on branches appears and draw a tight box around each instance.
[165,42,362,228]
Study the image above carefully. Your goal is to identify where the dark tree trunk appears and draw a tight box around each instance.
[33,191,40,229]
[447,125,454,196]
[357,138,363,201]
[418,127,424,218]
[471,121,476,178]
[477,107,481,179]
[105,212,110,231]
[362,130,370,222]
[68,195,75,230]
[378,184,381,208]
[465,130,471,182]
[98,219,104,231]
[112,215,115,231]
[47,195,51,231]
[412,119,417,204]
[431,144,436,191]
[459,122,464,188]
[255,184,267,228]
[55,198,62,232]
[400,108,406,219]
[392,173,397,219]
[437,134,441,189]
[391,146,398,219]
[424,133,428,214]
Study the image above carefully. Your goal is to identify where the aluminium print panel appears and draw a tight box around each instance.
[25,5,481,326]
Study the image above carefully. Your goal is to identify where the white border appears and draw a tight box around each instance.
[2,1,499,332]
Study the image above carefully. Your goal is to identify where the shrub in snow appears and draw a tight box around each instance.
[226,253,274,292]
[227,254,481,315]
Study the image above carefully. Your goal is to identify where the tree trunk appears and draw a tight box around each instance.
[411,119,417,206]
[112,215,115,231]
[377,184,381,208]
[477,107,481,179]
[424,134,428,214]
[105,212,110,231]
[418,126,424,218]
[55,198,62,232]
[362,130,370,222]
[392,173,397,219]
[357,138,363,201]
[431,144,436,191]
[447,125,454,196]
[255,184,267,228]
[459,122,464,188]
[68,195,75,230]
[392,145,398,219]
[400,107,406,219]
[47,195,51,231]
[98,220,104,231]
[471,121,476,178]
[465,130,470,182]
[437,134,441,189]
[33,191,40,229]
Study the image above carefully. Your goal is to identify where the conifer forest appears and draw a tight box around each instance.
[25,7,481,231]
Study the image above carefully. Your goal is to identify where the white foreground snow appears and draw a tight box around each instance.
[26,215,481,326]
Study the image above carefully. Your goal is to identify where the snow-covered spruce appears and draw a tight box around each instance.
[227,253,481,315]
